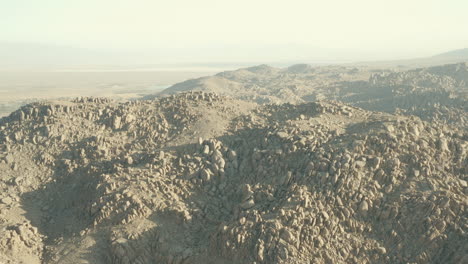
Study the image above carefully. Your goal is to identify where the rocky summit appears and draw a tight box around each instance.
[0,63,467,264]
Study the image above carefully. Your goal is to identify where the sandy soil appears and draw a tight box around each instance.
[0,70,216,117]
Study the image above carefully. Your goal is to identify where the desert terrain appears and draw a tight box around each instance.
[0,58,467,263]
[2,0,467,262]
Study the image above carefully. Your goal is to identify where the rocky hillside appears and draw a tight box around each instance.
[147,63,468,127]
[0,92,466,263]
[145,64,370,104]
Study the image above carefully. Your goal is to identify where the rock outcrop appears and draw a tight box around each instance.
[0,90,466,263]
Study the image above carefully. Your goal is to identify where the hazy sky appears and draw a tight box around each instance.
[1,0,467,63]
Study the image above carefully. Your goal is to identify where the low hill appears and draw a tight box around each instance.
[147,62,468,126]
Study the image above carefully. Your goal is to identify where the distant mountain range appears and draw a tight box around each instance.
[432,48,468,60]
[355,48,468,68]
[0,42,467,70]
